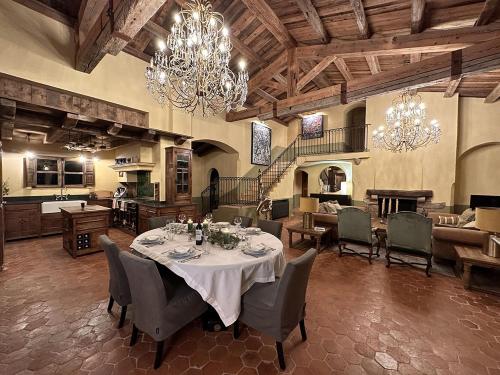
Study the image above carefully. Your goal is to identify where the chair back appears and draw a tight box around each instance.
[119,252,169,336]
[387,211,432,254]
[275,249,317,334]
[148,215,176,230]
[257,219,283,239]
[99,235,131,306]
[337,207,372,244]
[233,216,253,228]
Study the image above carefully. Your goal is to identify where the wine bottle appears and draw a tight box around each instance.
[195,220,203,246]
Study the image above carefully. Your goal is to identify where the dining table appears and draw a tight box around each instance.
[130,226,286,326]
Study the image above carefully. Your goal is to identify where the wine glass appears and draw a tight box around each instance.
[234,216,242,231]
[205,213,213,224]
[178,213,186,224]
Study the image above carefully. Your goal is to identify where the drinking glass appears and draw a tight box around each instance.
[178,214,186,224]
[234,216,242,232]
[205,213,213,224]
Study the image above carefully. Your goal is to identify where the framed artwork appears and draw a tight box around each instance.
[251,122,271,166]
[301,114,324,139]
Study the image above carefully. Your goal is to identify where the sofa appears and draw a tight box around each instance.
[312,212,339,240]
[428,212,489,261]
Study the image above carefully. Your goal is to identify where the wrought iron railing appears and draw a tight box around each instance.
[200,125,368,214]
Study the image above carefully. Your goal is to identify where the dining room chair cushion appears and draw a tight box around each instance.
[99,235,131,307]
[240,248,317,342]
[337,207,373,244]
[148,215,177,230]
[233,216,253,228]
[119,251,208,342]
[387,212,432,254]
[257,219,283,240]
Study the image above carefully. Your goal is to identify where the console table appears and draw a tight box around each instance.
[61,205,111,258]
[455,245,500,295]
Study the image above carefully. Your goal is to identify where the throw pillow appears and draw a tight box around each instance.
[463,221,477,229]
[438,216,458,226]
[458,208,475,227]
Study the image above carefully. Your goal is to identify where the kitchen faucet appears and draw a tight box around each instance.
[55,187,69,201]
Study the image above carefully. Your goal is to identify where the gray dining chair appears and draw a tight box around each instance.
[119,251,208,369]
[232,216,253,228]
[234,248,317,370]
[337,207,380,264]
[257,219,283,239]
[386,211,433,276]
[148,215,177,230]
[99,235,131,328]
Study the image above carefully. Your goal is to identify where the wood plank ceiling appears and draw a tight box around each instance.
[12,0,500,125]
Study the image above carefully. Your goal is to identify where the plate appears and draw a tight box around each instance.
[215,222,230,228]
[171,246,191,255]
[169,248,195,259]
[245,227,262,235]
[243,247,270,257]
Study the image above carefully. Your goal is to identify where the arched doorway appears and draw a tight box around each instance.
[209,169,219,211]
[319,166,346,193]
[345,106,366,152]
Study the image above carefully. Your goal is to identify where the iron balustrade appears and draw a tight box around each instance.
[201,125,368,214]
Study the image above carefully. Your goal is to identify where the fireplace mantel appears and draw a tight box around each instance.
[366,189,433,198]
[364,189,434,217]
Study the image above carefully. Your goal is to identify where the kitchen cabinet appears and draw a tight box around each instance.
[165,147,192,205]
[41,212,63,235]
[138,204,197,234]
[4,203,41,240]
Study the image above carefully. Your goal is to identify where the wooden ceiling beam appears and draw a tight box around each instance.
[410,0,426,64]
[76,0,167,73]
[240,0,296,48]
[475,0,500,26]
[485,83,500,103]
[365,55,381,74]
[287,48,299,97]
[44,128,65,144]
[143,20,170,41]
[227,38,500,120]
[0,98,16,141]
[333,57,354,81]
[61,114,80,129]
[142,129,157,141]
[349,0,371,39]
[132,0,175,52]
[248,51,288,93]
[444,78,462,98]
[300,61,331,89]
[296,23,500,59]
[297,57,335,91]
[107,123,123,136]
[255,89,278,103]
[12,0,75,27]
[295,0,330,43]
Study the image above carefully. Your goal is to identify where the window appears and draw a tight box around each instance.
[63,160,84,186]
[27,157,93,188]
[35,158,60,186]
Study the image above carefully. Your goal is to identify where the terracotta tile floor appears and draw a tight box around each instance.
[1,223,500,375]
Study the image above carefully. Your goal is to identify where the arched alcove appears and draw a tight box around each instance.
[319,165,346,193]
[345,106,367,152]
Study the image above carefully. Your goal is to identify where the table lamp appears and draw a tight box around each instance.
[476,207,500,258]
[300,197,319,230]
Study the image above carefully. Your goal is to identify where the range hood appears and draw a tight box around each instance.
[110,162,155,172]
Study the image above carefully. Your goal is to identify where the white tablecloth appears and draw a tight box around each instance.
[130,228,285,326]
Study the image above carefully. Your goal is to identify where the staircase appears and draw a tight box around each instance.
[201,125,368,215]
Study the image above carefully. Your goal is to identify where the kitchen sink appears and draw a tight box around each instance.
[41,200,87,214]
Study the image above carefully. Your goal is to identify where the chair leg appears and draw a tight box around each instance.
[338,243,343,257]
[154,340,165,369]
[107,296,114,313]
[130,324,139,346]
[233,321,240,339]
[386,248,391,268]
[118,305,127,328]
[376,242,381,257]
[426,255,432,277]
[276,342,286,370]
[368,245,373,264]
[299,319,307,341]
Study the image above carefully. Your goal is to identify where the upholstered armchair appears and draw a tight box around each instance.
[99,235,131,328]
[148,215,177,230]
[235,249,317,370]
[119,252,208,369]
[386,211,433,276]
[337,207,379,263]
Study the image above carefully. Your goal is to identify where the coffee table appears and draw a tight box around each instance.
[455,245,500,295]
[286,224,332,252]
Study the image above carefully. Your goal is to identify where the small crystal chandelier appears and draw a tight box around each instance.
[372,90,441,152]
[145,0,248,116]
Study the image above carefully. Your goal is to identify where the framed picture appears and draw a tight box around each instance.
[301,114,324,139]
[251,122,271,166]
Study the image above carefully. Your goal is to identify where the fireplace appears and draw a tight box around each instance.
[365,189,434,218]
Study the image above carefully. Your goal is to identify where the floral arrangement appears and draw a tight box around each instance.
[208,229,240,250]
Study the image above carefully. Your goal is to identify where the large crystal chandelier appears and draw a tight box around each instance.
[372,90,441,152]
[145,0,248,116]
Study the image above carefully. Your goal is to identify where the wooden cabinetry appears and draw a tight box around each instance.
[138,204,197,234]
[41,212,64,236]
[4,203,41,240]
[166,147,192,205]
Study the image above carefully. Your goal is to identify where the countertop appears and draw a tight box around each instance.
[61,205,111,214]
[4,197,195,208]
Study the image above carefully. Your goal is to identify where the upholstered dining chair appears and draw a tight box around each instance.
[148,215,177,230]
[337,207,380,264]
[99,235,131,328]
[257,219,283,239]
[386,211,433,276]
[232,216,253,228]
[119,252,208,369]
[234,248,317,370]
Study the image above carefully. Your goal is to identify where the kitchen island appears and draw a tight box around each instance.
[61,205,112,258]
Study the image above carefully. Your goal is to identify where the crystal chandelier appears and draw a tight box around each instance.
[372,90,441,152]
[145,0,248,116]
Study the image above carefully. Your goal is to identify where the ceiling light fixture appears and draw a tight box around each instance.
[145,0,248,116]
[372,90,441,152]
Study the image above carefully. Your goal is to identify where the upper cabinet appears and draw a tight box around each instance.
[25,157,95,188]
[165,147,192,205]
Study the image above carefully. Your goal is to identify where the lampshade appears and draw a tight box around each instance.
[300,197,319,213]
[476,207,500,233]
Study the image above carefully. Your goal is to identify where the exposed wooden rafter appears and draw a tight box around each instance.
[297,57,335,91]
[332,57,354,81]
[349,0,371,39]
[61,114,80,129]
[287,48,299,97]
[107,123,123,136]
[248,51,287,93]
[295,0,329,43]
[444,78,462,97]
[13,0,74,26]
[365,55,381,74]
[485,83,500,103]
[0,98,16,141]
[410,0,426,64]
[475,0,500,26]
[255,89,278,103]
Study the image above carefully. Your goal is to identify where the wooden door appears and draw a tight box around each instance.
[301,171,308,197]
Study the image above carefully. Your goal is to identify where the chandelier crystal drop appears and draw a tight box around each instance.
[372,90,441,152]
[145,0,248,116]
